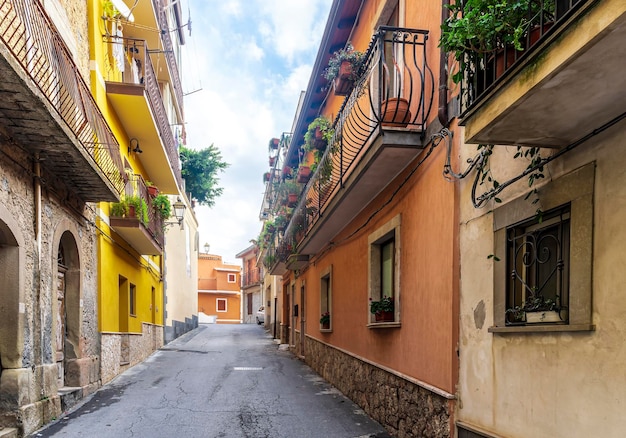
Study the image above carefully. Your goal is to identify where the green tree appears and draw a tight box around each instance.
[180,145,229,207]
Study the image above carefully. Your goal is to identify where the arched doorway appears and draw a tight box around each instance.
[0,215,23,406]
[56,244,67,387]
[56,231,80,388]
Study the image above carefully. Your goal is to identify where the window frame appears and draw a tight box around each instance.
[320,265,333,332]
[216,298,227,313]
[227,273,237,283]
[489,163,595,333]
[129,283,136,317]
[368,215,401,328]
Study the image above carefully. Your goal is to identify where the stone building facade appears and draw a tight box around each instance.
[0,0,126,434]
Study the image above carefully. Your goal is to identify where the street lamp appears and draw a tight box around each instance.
[204,243,210,254]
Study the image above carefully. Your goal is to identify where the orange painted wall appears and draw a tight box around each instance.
[197,254,241,323]
[295,0,460,395]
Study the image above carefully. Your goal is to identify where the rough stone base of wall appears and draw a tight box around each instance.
[164,316,199,344]
[100,324,164,384]
[305,336,452,438]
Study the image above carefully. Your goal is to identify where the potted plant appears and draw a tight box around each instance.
[381,98,412,127]
[152,194,171,220]
[369,295,394,322]
[320,312,330,330]
[268,137,280,151]
[274,215,288,232]
[110,199,128,217]
[304,116,334,152]
[323,42,365,96]
[263,172,271,183]
[506,289,561,324]
[145,181,159,197]
[440,0,553,83]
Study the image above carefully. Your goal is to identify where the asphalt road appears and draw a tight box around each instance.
[31,324,390,438]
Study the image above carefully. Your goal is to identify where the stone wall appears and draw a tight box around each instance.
[305,336,453,438]
[101,324,164,384]
[0,137,101,436]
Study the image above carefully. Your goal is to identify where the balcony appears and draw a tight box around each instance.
[105,38,183,193]
[109,174,164,255]
[0,0,125,201]
[278,27,434,260]
[242,268,261,288]
[458,0,626,147]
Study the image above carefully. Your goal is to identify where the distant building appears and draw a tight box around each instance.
[236,244,263,324]
[198,254,242,324]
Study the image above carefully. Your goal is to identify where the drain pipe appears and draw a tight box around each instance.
[438,0,450,127]
[34,153,43,379]
[34,154,42,255]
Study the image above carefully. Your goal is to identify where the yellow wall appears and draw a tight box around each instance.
[89,0,164,333]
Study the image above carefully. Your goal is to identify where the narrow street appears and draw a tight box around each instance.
[31,324,390,438]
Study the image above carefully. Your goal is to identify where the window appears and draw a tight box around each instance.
[368,215,401,326]
[217,298,227,312]
[490,163,595,333]
[227,273,236,283]
[320,265,332,331]
[505,205,570,325]
[129,283,136,316]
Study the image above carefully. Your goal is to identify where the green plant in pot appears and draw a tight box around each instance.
[304,116,334,152]
[506,287,559,323]
[323,42,365,95]
[152,194,171,220]
[440,0,552,83]
[369,295,394,322]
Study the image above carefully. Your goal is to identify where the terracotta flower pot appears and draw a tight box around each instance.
[147,186,159,197]
[297,166,311,183]
[375,311,394,322]
[321,321,330,330]
[381,98,411,127]
[333,60,354,96]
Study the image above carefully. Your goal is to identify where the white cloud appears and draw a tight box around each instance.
[179,0,332,262]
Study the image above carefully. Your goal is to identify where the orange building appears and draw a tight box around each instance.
[259,0,460,436]
[198,253,242,324]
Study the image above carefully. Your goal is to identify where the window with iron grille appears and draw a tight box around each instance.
[505,205,570,325]
[489,163,595,333]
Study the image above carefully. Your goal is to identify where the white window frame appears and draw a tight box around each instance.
[216,298,227,313]
[227,273,236,283]
[320,265,333,332]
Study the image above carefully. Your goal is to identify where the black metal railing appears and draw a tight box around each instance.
[459,0,587,113]
[105,37,183,190]
[153,0,184,113]
[118,173,165,248]
[277,27,433,260]
[0,0,125,194]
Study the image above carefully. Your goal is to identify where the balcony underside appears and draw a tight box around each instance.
[462,5,626,147]
[0,53,120,202]
[106,82,178,193]
[299,128,425,255]
[110,217,162,255]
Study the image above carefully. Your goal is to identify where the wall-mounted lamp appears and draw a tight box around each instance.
[204,242,210,254]
[129,138,142,154]
[165,197,186,229]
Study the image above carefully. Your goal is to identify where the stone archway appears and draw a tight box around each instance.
[0,210,25,410]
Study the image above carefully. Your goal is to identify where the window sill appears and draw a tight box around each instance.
[367,322,401,329]
[489,323,595,334]
[320,328,332,333]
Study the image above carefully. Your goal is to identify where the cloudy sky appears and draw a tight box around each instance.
[179,0,332,263]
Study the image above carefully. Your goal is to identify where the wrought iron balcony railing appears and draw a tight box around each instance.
[110,173,164,252]
[458,0,587,114]
[153,0,185,113]
[275,26,433,262]
[0,0,125,198]
[105,37,183,190]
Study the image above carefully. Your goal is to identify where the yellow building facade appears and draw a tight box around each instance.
[87,0,187,383]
